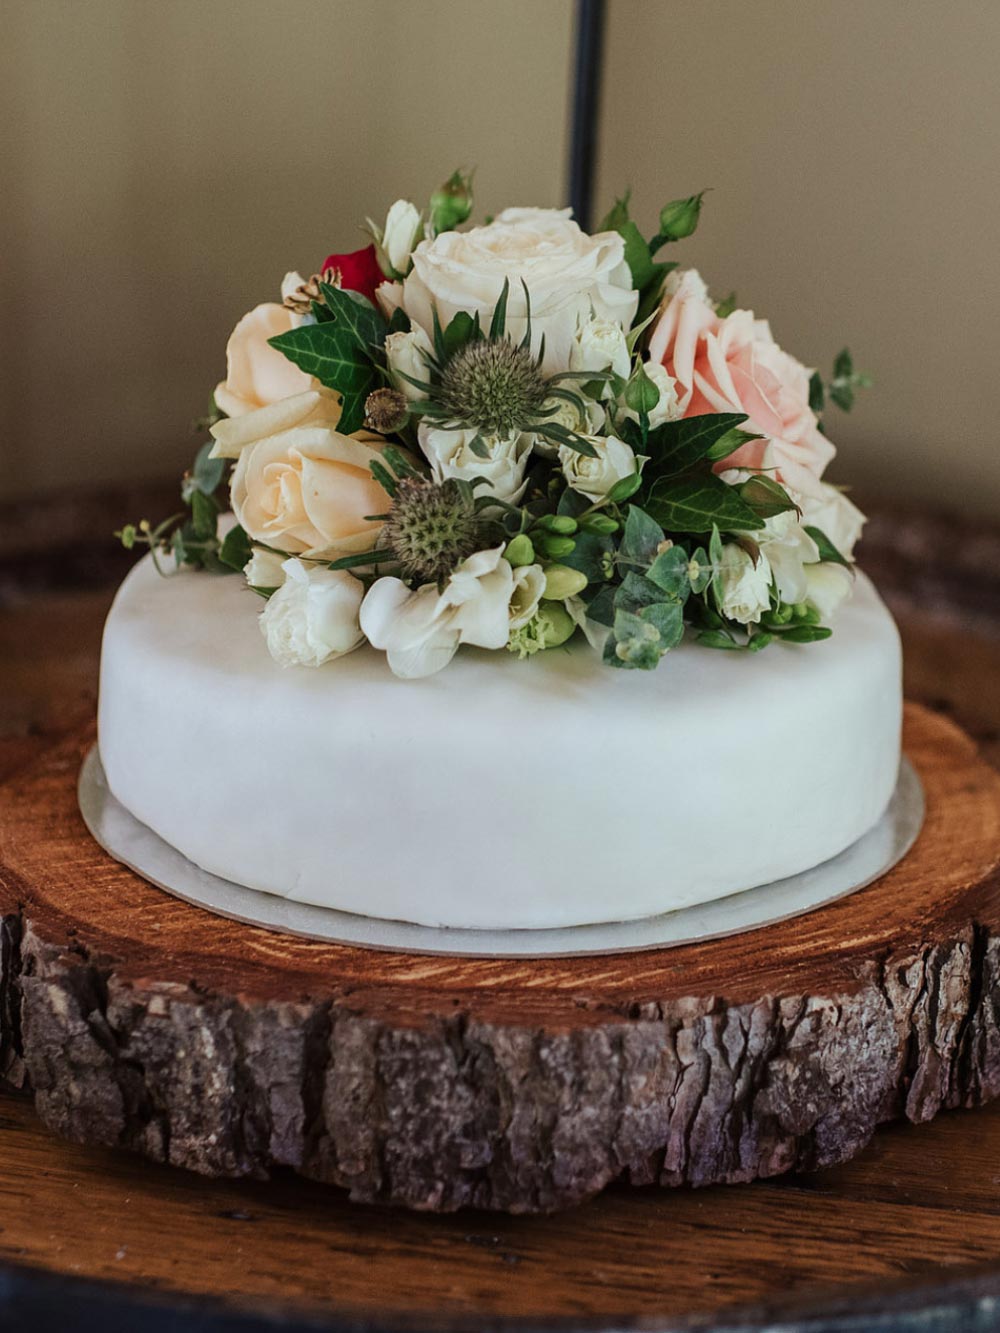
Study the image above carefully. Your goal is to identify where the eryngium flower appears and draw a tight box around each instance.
[436,339,547,437]
[383,476,485,584]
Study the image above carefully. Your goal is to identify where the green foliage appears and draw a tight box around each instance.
[428,168,474,236]
[645,474,765,534]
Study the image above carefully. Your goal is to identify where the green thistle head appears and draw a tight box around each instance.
[437,339,547,436]
[383,476,484,584]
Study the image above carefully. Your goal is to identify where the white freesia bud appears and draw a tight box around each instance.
[385,326,434,402]
[509,564,546,630]
[419,424,534,504]
[381,200,423,277]
[360,547,514,679]
[558,434,638,504]
[798,484,866,561]
[717,544,772,625]
[259,559,365,668]
[570,316,631,384]
[244,548,287,590]
[805,563,854,620]
[619,362,681,430]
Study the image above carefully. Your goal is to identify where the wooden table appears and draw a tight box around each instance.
[1,493,1000,1331]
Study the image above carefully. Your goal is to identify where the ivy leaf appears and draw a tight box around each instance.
[190,490,218,540]
[631,413,754,483]
[805,525,853,569]
[318,282,387,353]
[218,524,252,573]
[645,474,764,533]
[268,323,375,434]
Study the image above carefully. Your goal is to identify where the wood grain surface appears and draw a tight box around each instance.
[0,494,999,1326]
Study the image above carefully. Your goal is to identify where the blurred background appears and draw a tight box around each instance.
[2,0,998,516]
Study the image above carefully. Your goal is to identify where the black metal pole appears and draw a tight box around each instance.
[567,0,607,231]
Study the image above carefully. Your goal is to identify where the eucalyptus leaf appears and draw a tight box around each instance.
[639,598,684,649]
[646,544,690,599]
[621,505,665,566]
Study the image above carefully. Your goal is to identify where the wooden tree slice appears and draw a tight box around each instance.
[0,702,999,1215]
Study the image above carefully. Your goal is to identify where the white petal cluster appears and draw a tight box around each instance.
[419,424,534,504]
[259,559,365,668]
[558,435,639,503]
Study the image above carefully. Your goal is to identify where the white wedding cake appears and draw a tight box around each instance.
[100,176,900,933]
[98,551,901,930]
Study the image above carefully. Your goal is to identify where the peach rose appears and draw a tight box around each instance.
[648,270,834,496]
[209,389,391,560]
[215,299,312,418]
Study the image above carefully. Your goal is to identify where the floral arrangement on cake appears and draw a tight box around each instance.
[120,171,871,678]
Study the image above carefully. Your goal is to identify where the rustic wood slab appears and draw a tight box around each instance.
[0,703,999,1215]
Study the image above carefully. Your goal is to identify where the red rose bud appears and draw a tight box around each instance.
[321,244,385,305]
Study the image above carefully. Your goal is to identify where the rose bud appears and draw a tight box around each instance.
[320,244,385,305]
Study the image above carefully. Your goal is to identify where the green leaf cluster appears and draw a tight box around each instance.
[268,283,388,434]
[598,189,706,321]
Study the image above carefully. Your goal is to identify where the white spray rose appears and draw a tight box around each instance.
[534,396,605,457]
[380,200,423,277]
[799,484,866,560]
[385,326,434,402]
[419,424,534,504]
[361,547,515,679]
[717,544,773,625]
[259,559,365,668]
[805,563,854,620]
[389,207,637,374]
[756,507,820,605]
[570,316,631,384]
[558,434,639,503]
[244,548,287,590]
[619,363,681,430]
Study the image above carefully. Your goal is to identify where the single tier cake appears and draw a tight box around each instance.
[98,554,901,930]
[102,178,895,932]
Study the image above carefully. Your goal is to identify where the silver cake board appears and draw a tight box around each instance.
[78,746,924,960]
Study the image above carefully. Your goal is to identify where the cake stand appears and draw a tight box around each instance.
[0,702,998,1213]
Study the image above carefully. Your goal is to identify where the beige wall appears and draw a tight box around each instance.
[598,0,1000,516]
[0,0,574,499]
[2,0,999,517]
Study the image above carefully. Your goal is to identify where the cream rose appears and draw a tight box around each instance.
[558,434,639,503]
[259,559,364,668]
[385,326,434,401]
[418,424,534,503]
[215,302,312,419]
[648,269,835,497]
[387,207,637,373]
[360,547,515,679]
[211,390,392,560]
